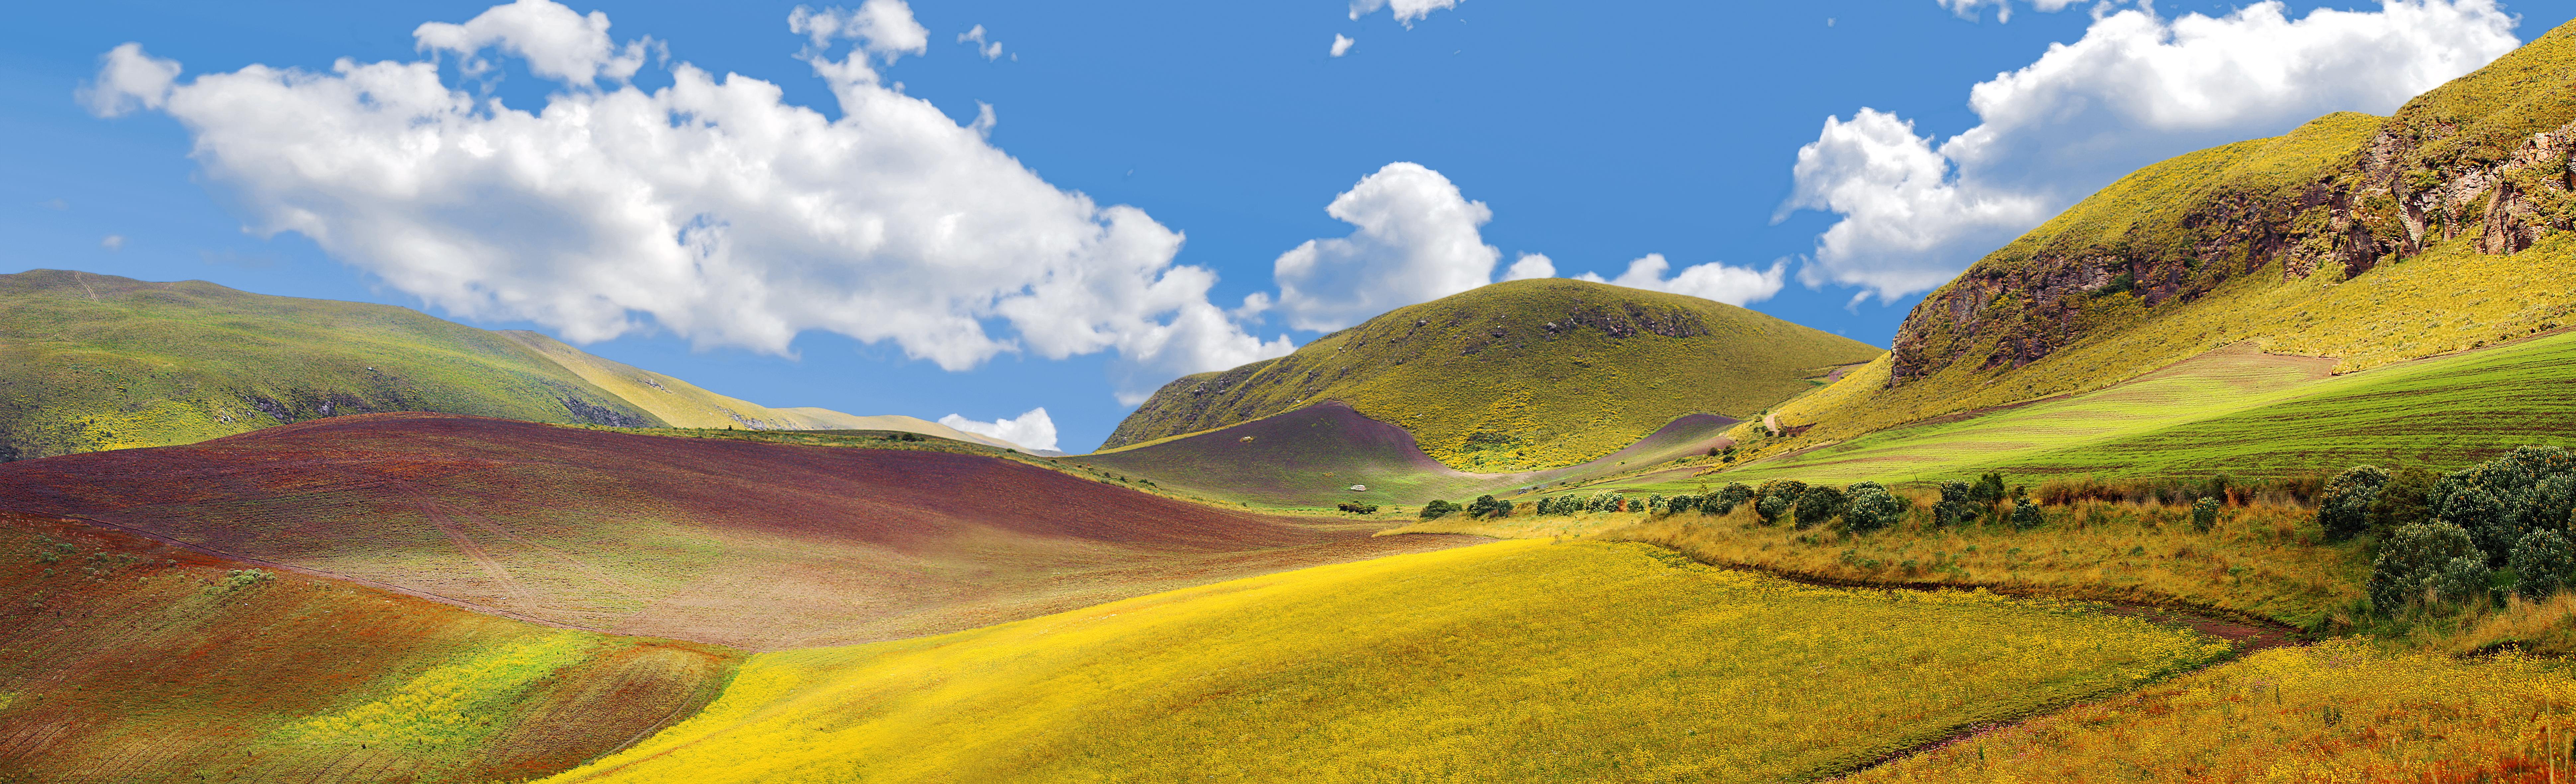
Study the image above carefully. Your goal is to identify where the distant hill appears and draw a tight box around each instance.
[1751,19,2576,455]
[0,270,1006,459]
[1104,278,1882,471]
[0,412,1470,649]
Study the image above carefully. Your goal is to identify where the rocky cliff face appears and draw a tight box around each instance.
[1887,25,2576,388]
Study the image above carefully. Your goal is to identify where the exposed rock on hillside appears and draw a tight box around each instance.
[1890,22,2576,387]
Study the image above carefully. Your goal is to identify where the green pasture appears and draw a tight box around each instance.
[1621,330,2576,492]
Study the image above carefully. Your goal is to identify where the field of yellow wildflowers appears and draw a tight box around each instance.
[546,539,2230,784]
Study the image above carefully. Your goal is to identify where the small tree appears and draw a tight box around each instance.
[1754,480,1804,526]
[2317,465,2390,541]
[2431,445,2576,568]
[1844,482,1902,534]
[2510,528,2575,599]
[2190,497,2222,533]
[1969,472,2007,507]
[2368,521,2485,614]
[2010,497,2045,530]
[1666,495,1701,515]
[1337,502,1380,514]
[1645,494,1668,514]
[1794,485,1848,530]
[1419,500,1462,520]
[1466,495,1504,517]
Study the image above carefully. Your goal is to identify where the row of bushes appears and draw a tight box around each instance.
[2329,447,2576,615]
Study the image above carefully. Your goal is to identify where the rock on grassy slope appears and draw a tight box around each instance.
[1104,278,1882,471]
[0,510,738,784]
[0,412,1470,649]
[1752,18,2576,456]
[0,269,1002,460]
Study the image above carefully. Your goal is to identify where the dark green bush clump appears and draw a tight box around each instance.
[1466,495,1513,518]
[1933,481,1978,528]
[1419,500,1462,520]
[2367,466,2437,536]
[1337,502,1379,514]
[2317,465,2389,541]
[2191,497,2222,533]
[2510,528,2575,599]
[2010,498,2045,530]
[2430,446,2576,569]
[1712,483,1754,515]
[1794,485,1847,530]
[1754,480,1804,527]
[1843,482,1903,534]
[2369,521,2485,613]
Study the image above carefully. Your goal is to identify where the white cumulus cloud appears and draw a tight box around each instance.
[1330,34,1356,57]
[1783,0,2521,302]
[958,24,1003,60]
[90,0,1290,405]
[1348,0,1463,26]
[77,43,181,117]
[415,0,650,83]
[1501,252,1554,281]
[100,235,126,251]
[1574,254,1785,306]
[1270,162,1501,332]
[1937,0,2079,23]
[789,0,928,63]
[940,407,1057,452]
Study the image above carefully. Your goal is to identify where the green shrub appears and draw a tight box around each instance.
[1844,482,1903,534]
[1337,502,1380,514]
[1754,480,1805,527]
[1663,494,1701,515]
[2010,498,2045,531]
[218,569,273,590]
[1466,495,1514,518]
[2431,445,2576,568]
[2510,529,2575,599]
[1794,485,1848,531]
[1934,481,1977,527]
[2366,466,2437,537]
[2433,556,2492,608]
[2190,497,2222,533]
[2317,465,2389,541]
[2368,521,2485,614]
[1713,483,1754,514]
[1969,472,2006,507]
[1419,500,1462,520]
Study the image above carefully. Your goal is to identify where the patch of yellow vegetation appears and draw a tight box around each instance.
[550,539,2228,784]
[1850,639,2576,782]
[282,633,598,750]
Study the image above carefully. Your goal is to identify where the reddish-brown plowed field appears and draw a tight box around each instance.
[0,511,737,784]
[0,413,1473,649]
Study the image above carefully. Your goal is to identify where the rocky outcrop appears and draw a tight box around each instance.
[1888,112,2576,388]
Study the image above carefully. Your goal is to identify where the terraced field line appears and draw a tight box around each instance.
[31,512,600,633]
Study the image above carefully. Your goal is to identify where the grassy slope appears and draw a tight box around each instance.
[1763,58,2576,462]
[0,512,739,784]
[1106,278,1880,471]
[546,539,2228,784]
[0,269,666,459]
[496,332,1014,447]
[1598,327,2576,495]
[0,413,1471,650]
[1071,401,1737,508]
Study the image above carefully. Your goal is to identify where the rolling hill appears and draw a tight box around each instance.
[0,269,1009,460]
[0,413,1473,650]
[1072,401,1736,508]
[1103,278,1881,472]
[0,510,737,783]
[1745,18,2576,458]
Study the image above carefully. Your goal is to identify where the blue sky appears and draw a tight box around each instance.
[6,0,2568,451]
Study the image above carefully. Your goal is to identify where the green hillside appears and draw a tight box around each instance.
[1741,19,2576,458]
[1105,278,1881,471]
[0,269,669,459]
[0,269,968,460]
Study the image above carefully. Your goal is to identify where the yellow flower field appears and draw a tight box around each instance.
[548,539,2231,784]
